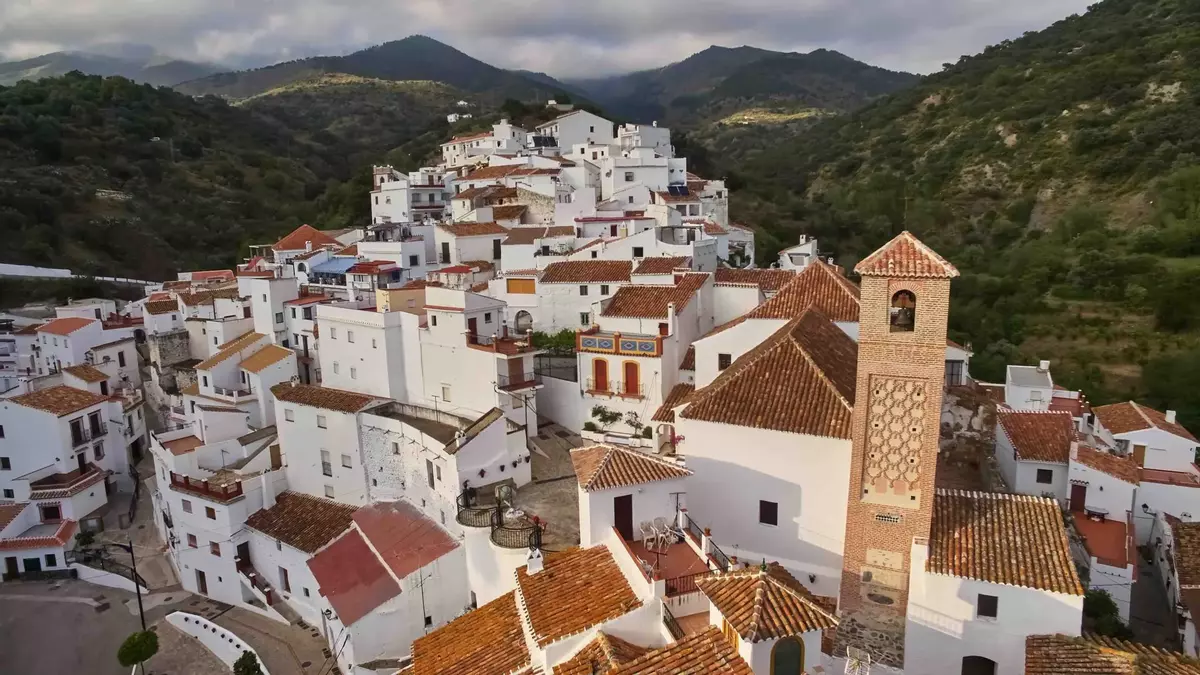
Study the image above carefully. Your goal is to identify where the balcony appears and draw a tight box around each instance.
[584,380,645,399]
[212,385,252,400]
[576,329,663,358]
[467,331,538,356]
[168,471,244,503]
[28,463,106,498]
[70,424,107,448]
[497,372,543,392]
[235,556,276,605]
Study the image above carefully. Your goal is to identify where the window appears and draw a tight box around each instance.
[333,362,340,374]
[347,330,355,343]
[425,615,433,627]
[274,312,284,324]
[284,409,295,422]
[341,454,352,469]
[182,500,193,513]
[591,251,598,259]
[93,442,104,461]
[600,285,609,295]
[632,247,644,258]
[628,196,634,204]
[409,255,419,267]
[579,285,589,296]
[293,333,300,345]
[210,541,221,556]
[392,442,400,455]
[187,534,197,548]
[1036,468,1054,484]
[436,465,442,481]
[324,485,335,498]
[580,312,591,327]
[118,351,126,367]
[771,637,804,674]
[2,490,12,499]
[317,415,327,428]
[889,290,916,332]
[759,500,778,526]
[441,385,451,402]
[590,125,595,132]
[40,504,61,522]
[350,367,357,380]
[202,375,209,387]
[0,425,4,438]
[205,507,216,520]
[372,338,377,349]
[0,457,9,470]
[484,312,492,324]
[718,354,732,371]
[427,459,436,489]
[493,239,502,260]
[977,594,998,618]
[624,171,634,182]
[303,587,311,598]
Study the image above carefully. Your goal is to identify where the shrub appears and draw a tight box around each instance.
[117,630,159,669]
[234,651,263,675]
[582,421,599,432]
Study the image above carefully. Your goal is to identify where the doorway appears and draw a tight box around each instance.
[961,656,996,675]
[467,317,478,341]
[236,542,250,564]
[623,362,639,396]
[1070,484,1087,512]
[593,359,609,392]
[614,494,633,541]
[22,558,41,574]
[77,452,88,474]
[4,556,18,579]
[196,569,208,595]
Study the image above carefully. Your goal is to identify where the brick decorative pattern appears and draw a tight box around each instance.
[861,376,930,509]
[1173,521,1200,586]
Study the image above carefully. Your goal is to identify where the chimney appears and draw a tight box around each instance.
[1069,441,1079,461]
[1167,410,1178,425]
[1038,360,1051,373]
[526,547,544,575]
[305,240,313,253]
[261,473,276,510]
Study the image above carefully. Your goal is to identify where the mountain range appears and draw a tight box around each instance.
[0,49,220,88]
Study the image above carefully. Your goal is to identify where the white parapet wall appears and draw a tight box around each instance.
[166,611,271,675]
[70,563,148,594]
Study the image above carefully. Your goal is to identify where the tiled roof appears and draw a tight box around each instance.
[0,519,77,551]
[928,490,1083,595]
[632,256,690,275]
[244,491,357,554]
[307,529,401,625]
[681,310,857,439]
[11,385,111,416]
[696,563,838,642]
[0,503,27,534]
[996,409,1076,463]
[1094,401,1197,443]
[453,185,515,201]
[162,435,203,456]
[272,224,343,252]
[502,226,576,245]
[145,299,180,315]
[335,244,358,256]
[37,317,96,336]
[1025,634,1200,674]
[1075,445,1141,484]
[746,260,860,322]
[438,221,508,237]
[854,230,959,278]
[178,288,243,306]
[353,500,459,581]
[239,345,294,373]
[679,346,695,371]
[516,546,643,647]
[652,383,696,423]
[703,220,727,235]
[292,247,332,261]
[270,383,380,413]
[491,204,528,221]
[570,445,692,492]
[541,260,633,284]
[194,331,266,370]
[609,626,753,674]
[13,323,42,335]
[446,130,493,144]
[714,268,796,293]
[654,190,700,203]
[1172,521,1200,587]
[399,280,443,290]
[601,274,708,319]
[347,260,397,275]
[409,591,530,675]
[63,364,108,383]
[462,165,558,181]
[554,633,650,675]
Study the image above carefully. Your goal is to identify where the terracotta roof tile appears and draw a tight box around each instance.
[270,383,380,414]
[0,519,77,551]
[335,244,358,256]
[194,332,267,370]
[272,224,343,252]
[570,445,692,492]
[714,268,796,293]
[516,546,642,647]
[1025,634,1200,674]
[244,491,357,554]
[438,221,508,237]
[10,385,111,417]
[601,274,708,319]
[307,529,401,625]
[554,633,650,675]
[491,204,528,221]
[446,130,493,144]
[696,563,838,642]
[703,220,728,235]
[652,383,696,423]
[162,435,203,456]
[1094,402,1197,443]
[462,165,558,181]
[654,190,700,204]
[239,345,294,374]
[928,490,1083,595]
[0,503,27,532]
[145,299,180,315]
[409,591,530,675]
[541,260,633,284]
[632,256,690,275]
[178,288,243,306]
[353,500,459,581]
[682,310,857,439]
[609,626,753,674]
[679,346,695,371]
[1172,521,1200,587]
[63,364,109,383]
[13,323,42,335]
[854,230,959,278]
[453,185,516,201]
[502,226,576,246]
[996,409,1076,464]
[37,317,96,336]
[746,260,860,322]
[1075,445,1141,484]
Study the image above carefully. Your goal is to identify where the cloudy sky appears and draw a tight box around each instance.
[1,0,1097,78]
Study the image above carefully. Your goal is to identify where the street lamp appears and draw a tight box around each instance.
[109,540,146,631]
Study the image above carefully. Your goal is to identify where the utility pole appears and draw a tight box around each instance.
[112,540,146,631]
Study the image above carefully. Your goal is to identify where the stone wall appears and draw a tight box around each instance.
[518,187,555,225]
[148,329,190,368]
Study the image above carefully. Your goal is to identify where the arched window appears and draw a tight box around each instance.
[771,637,804,675]
[890,290,916,332]
[296,263,306,273]
[514,310,533,333]
[961,656,996,675]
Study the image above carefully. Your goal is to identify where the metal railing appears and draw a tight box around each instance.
[663,604,684,641]
[613,381,646,397]
[683,513,704,545]
[168,472,244,502]
[70,424,105,447]
[709,540,732,572]
[665,571,705,598]
[489,507,543,550]
[66,549,147,588]
[585,378,612,393]
[455,492,492,529]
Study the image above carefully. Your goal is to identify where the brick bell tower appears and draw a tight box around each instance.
[834,231,959,669]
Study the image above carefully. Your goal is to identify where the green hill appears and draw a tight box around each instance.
[0,50,218,87]
[731,0,1200,426]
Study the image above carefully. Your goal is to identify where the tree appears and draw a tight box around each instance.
[117,630,158,673]
[590,406,623,430]
[234,651,264,675]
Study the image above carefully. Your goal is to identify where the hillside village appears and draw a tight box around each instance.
[1,103,1199,675]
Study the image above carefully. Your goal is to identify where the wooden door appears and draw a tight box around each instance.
[4,557,18,578]
[610,224,618,236]
[508,358,524,384]
[593,359,608,392]
[1133,444,1147,467]
[467,317,478,340]
[623,362,639,396]
[196,569,208,595]
[614,494,633,541]
[1070,483,1087,512]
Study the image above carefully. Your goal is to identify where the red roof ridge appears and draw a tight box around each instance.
[854,230,959,278]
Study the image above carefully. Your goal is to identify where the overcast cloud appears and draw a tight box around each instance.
[1,0,1097,77]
